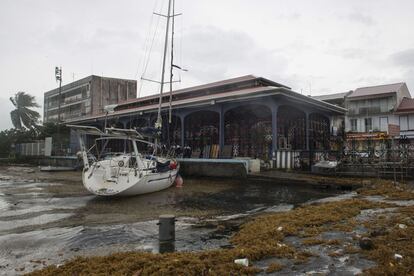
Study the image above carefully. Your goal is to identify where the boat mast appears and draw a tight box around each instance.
[169,0,175,125]
[155,0,172,131]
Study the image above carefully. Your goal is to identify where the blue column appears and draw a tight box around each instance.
[180,114,185,147]
[306,112,310,150]
[219,105,225,156]
[271,105,278,154]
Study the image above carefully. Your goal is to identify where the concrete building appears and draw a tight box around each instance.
[66,75,345,168]
[396,97,414,140]
[345,83,410,134]
[44,75,137,123]
[315,82,412,152]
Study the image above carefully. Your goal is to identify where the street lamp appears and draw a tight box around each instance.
[55,66,62,122]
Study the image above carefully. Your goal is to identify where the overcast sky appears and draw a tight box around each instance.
[1,0,414,130]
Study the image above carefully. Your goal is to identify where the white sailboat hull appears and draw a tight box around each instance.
[82,161,179,196]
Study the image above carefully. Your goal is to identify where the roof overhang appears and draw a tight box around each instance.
[66,86,346,124]
[347,92,396,101]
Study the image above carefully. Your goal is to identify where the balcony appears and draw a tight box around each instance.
[347,106,389,116]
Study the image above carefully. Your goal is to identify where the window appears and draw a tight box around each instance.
[380,98,388,113]
[380,117,388,132]
[350,119,358,132]
[365,118,372,132]
[400,115,408,131]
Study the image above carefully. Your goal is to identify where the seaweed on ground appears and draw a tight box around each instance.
[26,181,414,276]
[357,181,414,200]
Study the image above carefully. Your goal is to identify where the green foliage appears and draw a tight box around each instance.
[0,122,69,157]
[37,122,70,144]
[0,128,38,157]
[9,91,40,130]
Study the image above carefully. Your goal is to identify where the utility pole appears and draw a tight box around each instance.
[55,66,62,155]
[55,66,62,123]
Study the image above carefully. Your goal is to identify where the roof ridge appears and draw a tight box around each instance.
[356,82,405,90]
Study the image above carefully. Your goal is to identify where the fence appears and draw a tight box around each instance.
[15,137,53,157]
[15,141,45,156]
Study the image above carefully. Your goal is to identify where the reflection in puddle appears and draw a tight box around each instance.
[0,213,73,232]
[0,194,8,211]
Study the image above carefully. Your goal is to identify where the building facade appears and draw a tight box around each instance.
[43,75,137,123]
[396,97,414,139]
[315,82,412,151]
[344,83,410,134]
[65,75,345,165]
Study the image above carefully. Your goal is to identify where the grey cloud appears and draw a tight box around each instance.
[341,48,371,59]
[347,12,375,25]
[182,25,288,84]
[391,48,414,67]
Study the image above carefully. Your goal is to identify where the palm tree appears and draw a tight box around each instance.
[9,92,40,130]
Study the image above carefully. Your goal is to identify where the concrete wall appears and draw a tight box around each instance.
[44,75,137,123]
[179,160,247,178]
[91,76,137,116]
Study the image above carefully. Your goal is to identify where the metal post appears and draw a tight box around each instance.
[392,137,396,184]
[180,115,185,147]
[158,214,175,253]
[271,105,278,167]
[57,74,62,123]
[55,66,62,155]
[219,106,224,157]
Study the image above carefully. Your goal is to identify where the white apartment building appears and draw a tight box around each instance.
[344,83,410,134]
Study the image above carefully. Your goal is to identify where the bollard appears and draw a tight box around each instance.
[159,214,175,241]
[158,214,176,253]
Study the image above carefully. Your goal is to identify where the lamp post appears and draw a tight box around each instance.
[55,67,62,123]
[55,67,62,155]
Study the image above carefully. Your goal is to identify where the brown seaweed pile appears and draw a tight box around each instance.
[359,204,414,275]
[357,181,414,200]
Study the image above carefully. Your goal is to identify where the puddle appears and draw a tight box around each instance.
[0,194,8,211]
[0,213,73,232]
[365,195,414,206]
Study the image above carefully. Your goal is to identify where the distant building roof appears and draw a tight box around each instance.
[396,97,414,114]
[120,74,290,105]
[313,91,352,101]
[348,83,405,99]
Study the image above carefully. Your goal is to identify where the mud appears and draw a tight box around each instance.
[0,165,336,275]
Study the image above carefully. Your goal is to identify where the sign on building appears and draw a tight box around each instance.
[388,124,400,137]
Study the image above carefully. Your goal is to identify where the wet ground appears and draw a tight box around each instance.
[0,166,338,275]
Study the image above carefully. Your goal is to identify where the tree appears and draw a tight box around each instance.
[9,92,40,130]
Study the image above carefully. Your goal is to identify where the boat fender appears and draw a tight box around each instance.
[169,161,177,170]
[175,174,183,187]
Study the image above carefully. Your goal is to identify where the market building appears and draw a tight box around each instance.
[64,75,345,167]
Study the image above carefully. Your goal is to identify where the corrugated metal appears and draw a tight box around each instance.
[348,83,404,99]
[276,150,300,169]
[396,97,414,113]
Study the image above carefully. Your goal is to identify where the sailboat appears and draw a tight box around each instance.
[69,0,180,196]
